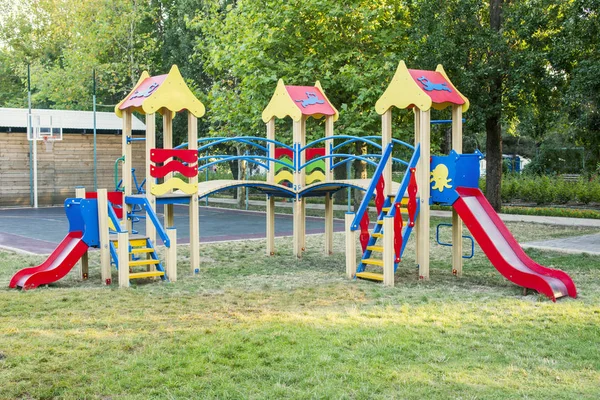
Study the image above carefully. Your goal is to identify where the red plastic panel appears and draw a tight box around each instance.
[359,211,370,252]
[275,148,293,160]
[150,148,198,164]
[306,148,325,160]
[394,203,403,263]
[85,191,123,219]
[118,74,168,110]
[407,168,418,227]
[151,161,198,179]
[285,86,336,117]
[408,69,465,106]
[375,176,385,215]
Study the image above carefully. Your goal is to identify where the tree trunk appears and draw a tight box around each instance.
[486,0,504,211]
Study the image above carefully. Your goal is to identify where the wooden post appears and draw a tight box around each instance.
[117,231,129,288]
[166,228,177,282]
[413,109,421,265]
[345,213,357,279]
[97,189,111,285]
[416,108,430,280]
[292,118,302,257]
[382,109,393,197]
[324,115,334,181]
[188,113,200,274]
[383,216,395,287]
[324,193,333,255]
[122,111,133,233]
[300,116,306,252]
[74,187,88,279]
[452,105,463,276]
[266,118,276,256]
[266,196,275,255]
[145,113,157,245]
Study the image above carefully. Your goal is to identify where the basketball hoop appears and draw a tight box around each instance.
[42,135,53,152]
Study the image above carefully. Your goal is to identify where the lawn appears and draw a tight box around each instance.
[0,218,599,399]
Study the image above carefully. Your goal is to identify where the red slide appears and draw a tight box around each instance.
[9,231,89,290]
[453,187,577,301]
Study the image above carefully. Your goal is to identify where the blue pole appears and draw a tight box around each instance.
[347,160,351,212]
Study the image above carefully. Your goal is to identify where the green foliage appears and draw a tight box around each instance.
[501,174,600,205]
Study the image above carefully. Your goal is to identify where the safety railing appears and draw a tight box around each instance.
[350,142,394,231]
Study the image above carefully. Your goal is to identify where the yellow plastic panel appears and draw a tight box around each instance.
[150,177,198,196]
[262,79,303,122]
[375,61,432,114]
[142,65,205,117]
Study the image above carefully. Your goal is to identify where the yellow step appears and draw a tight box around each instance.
[366,245,383,252]
[356,272,384,282]
[129,271,165,279]
[381,207,408,214]
[131,248,154,254]
[382,207,391,212]
[129,259,160,267]
[111,238,148,248]
[372,233,383,238]
[377,220,384,224]
[362,258,383,267]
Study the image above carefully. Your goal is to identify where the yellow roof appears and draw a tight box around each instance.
[115,65,205,118]
[375,61,469,114]
[262,79,339,122]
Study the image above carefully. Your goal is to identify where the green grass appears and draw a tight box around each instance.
[1,220,599,399]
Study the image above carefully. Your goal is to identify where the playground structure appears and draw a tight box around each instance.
[344,61,577,301]
[9,61,577,301]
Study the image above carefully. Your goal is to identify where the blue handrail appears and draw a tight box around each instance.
[197,154,293,171]
[331,154,380,170]
[350,143,394,230]
[389,143,421,217]
[175,136,293,152]
[107,202,122,233]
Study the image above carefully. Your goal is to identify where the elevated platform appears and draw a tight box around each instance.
[196,179,401,199]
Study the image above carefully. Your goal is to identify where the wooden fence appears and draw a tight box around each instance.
[0,132,146,206]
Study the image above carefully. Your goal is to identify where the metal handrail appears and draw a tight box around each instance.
[389,143,421,217]
[350,143,394,230]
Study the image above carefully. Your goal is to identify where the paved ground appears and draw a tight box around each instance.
[1,200,599,256]
[0,205,345,255]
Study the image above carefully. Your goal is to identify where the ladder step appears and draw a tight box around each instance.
[366,245,383,252]
[377,220,384,224]
[130,248,154,254]
[129,271,165,279]
[362,258,384,266]
[372,233,383,238]
[381,207,408,214]
[129,259,160,267]
[356,272,384,282]
[382,207,390,212]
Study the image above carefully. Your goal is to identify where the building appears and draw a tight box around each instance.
[0,108,146,206]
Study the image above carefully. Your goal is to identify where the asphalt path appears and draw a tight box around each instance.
[0,205,345,254]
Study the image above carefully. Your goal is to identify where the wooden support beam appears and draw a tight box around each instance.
[122,111,133,232]
[145,113,156,244]
[416,108,430,280]
[345,213,357,279]
[452,105,463,276]
[293,199,302,258]
[414,109,421,265]
[266,196,275,255]
[325,116,334,181]
[117,231,129,288]
[383,216,395,287]
[382,110,393,197]
[166,228,177,282]
[188,113,200,274]
[324,193,333,255]
[97,188,111,285]
[266,118,275,184]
